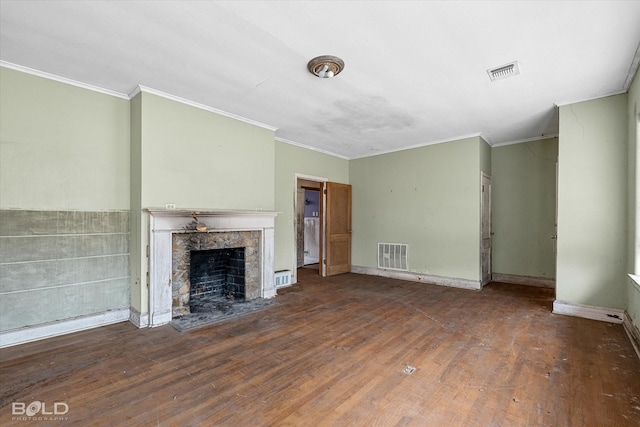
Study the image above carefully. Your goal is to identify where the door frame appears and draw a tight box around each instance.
[480,172,492,287]
[293,173,328,282]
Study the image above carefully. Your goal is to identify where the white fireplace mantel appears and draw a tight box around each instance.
[146,209,278,327]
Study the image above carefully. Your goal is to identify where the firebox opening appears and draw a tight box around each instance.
[189,247,245,313]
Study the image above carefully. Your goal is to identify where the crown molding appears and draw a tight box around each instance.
[624,41,640,91]
[131,85,278,132]
[1,61,278,132]
[0,61,130,99]
[275,137,350,160]
[349,133,483,160]
[490,134,559,148]
[554,90,628,108]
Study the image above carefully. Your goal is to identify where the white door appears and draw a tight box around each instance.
[481,173,492,286]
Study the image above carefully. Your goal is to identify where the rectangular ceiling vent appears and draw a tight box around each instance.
[487,61,520,82]
[378,243,408,271]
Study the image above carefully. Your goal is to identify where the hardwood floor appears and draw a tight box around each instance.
[2,269,639,426]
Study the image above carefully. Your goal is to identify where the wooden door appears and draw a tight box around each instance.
[481,173,492,286]
[321,182,352,276]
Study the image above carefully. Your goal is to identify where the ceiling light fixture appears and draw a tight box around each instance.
[307,55,344,78]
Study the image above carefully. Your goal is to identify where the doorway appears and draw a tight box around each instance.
[294,175,352,280]
[481,172,492,286]
[295,176,325,278]
[303,188,321,266]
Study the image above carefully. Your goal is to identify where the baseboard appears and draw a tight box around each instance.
[129,307,149,328]
[492,273,555,288]
[623,311,640,360]
[552,300,624,324]
[0,308,130,348]
[263,288,278,299]
[351,265,481,290]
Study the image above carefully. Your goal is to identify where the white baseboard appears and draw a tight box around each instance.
[623,311,640,360]
[263,288,277,298]
[492,273,555,288]
[351,265,481,290]
[0,308,130,348]
[129,307,149,328]
[552,300,624,324]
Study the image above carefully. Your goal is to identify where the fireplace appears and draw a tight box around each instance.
[191,248,245,303]
[172,230,261,317]
[146,209,278,327]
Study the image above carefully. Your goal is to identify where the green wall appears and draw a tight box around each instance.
[480,136,492,176]
[350,136,483,282]
[137,92,275,210]
[129,93,144,314]
[557,94,628,309]
[129,91,276,314]
[0,68,130,210]
[491,138,558,279]
[627,65,640,332]
[0,68,131,333]
[4,64,640,340]
[274,141,349,274]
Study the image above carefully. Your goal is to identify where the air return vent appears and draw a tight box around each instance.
[274,270,292,288]
[378,243,408,271]
[487,61,520,82]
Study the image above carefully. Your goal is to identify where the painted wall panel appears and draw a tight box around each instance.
[350,137,481,281]
[0,68,130,210]
[0,68,130,333]
[129,93,144,314]
[480,137,492,175]
[627,63,639,332]
[557,94,628,309]
[139,92,274,210]
[491,138,558,279]
[0,210,130,332]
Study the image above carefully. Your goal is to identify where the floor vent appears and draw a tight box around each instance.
[274,270,292,288]
[378,243,408,271]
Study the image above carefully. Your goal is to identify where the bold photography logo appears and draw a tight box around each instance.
[12,401,69,420]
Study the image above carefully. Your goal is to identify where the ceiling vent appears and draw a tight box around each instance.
[487,61,520,82]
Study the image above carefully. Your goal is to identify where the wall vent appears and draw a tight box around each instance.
[487,61,520,82]
[378,243,408,271]
[275,270,292,288]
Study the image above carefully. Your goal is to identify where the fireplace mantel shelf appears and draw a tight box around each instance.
[146,208,279,218]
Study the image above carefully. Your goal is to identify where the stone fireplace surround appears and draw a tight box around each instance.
[147,209,278,327]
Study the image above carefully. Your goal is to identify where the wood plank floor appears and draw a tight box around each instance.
[2,269,640,426]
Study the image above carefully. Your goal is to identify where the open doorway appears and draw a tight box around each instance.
[295,175,326,279]
[302,188,321,266]
[294,175,352,282]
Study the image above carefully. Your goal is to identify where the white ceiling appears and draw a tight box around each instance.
[1,1,639,159]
